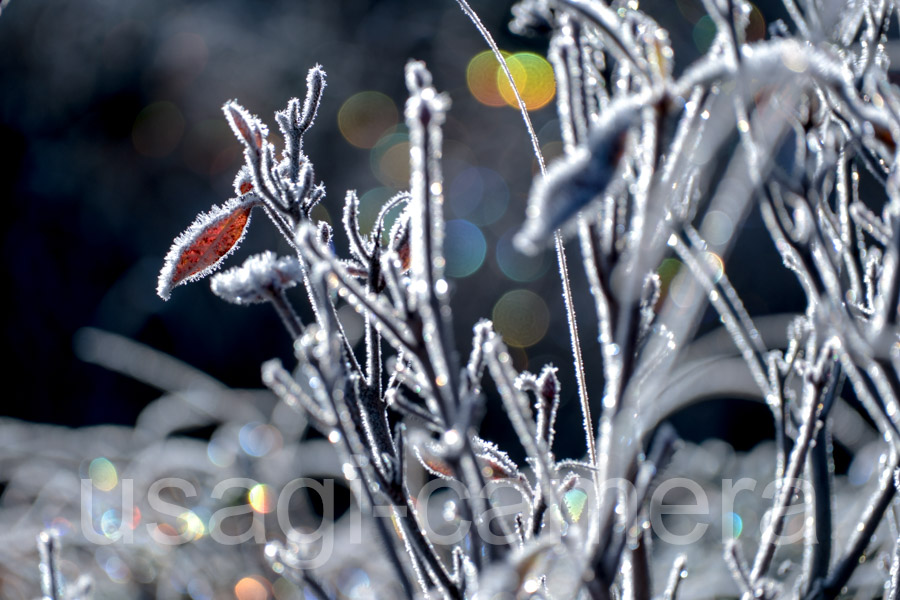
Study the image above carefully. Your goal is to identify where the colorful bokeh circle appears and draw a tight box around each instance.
[492,289,550,347]
[497,52,556,111]
[467,50,556,111]
[338,91,399,149]
[444,220,487,278]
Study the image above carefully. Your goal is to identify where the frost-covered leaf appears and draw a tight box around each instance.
[515,97,640,254]
[411,432,520,481]
[411,434,455,480]
[157,196,258,300]
[389,209,412,272]
[473,436,520,479]
[223,100,268,151]
[233,165,254,196]
[210,251,302,305]
[517,365,560,449]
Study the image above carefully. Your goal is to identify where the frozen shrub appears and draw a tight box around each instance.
[5,1,900,598]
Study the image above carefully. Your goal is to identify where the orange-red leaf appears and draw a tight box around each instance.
[233,165,254,196]
[422,456,454,478]
[390,217,412,272]
[157,197,257,300]
[412,443,455,480]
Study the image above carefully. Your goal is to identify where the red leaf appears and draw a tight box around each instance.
[157,197,258,300]
[390,216,412,272]
[413,444,455,480]
[479,458,515,480]
[233,165,254,196]
[422,456,454,478]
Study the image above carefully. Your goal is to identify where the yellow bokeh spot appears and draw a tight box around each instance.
[89,457,118,492]
[338,91,399,149]
[378,140,411,187]
[467,50,510,107]
[177,510,206,541]
[746,3,766,42]
[234,576,269,600]
[249,484,275,514]
[497,52,556,111]
[541,140,565,163]
[492,289,550,347]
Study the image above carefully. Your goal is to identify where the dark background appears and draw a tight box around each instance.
[0,0,804,459]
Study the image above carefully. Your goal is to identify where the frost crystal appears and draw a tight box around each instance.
[210,251,302,305]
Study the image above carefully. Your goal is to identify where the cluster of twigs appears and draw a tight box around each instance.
[24,0,900,598]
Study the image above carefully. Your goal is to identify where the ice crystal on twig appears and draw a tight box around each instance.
[210,251,302,305]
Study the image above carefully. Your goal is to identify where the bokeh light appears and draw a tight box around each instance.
[177,510,206,541]
[444,220,486,278]
[102,553,131,584]
[656,257,683,306]
[239,423,282,457]
[370,131,410,187]
[338,91,399,149]
[564,488,588,523]
[538,118,562,143]
[467,49,509,107]
[692,16,717,53]
[207,436,237,468]
[48,516,72,536]
[89,457,118,491]
[496,52,556,111]
[100,508,123,540]
[357,186,405,239]
[234,576,269,600]
[690,3,764,48]
[700,210,735,246]
[126,507,141,530]
[182,119,238,177]
[448,166,509,226]
[669,270,699,309]
[249,483,275,514]
[746,4,766,42]
[188,577,214,600]
[541,140,565,163]
[495,230,550,282]
[727,512,744,539]
[704,252,725,284]
[492,289,550,347]
[132,101,184,157]
[273,577,300,599]
[342,569,373,599]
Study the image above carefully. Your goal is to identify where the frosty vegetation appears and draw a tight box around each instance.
[6,0,900,598]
